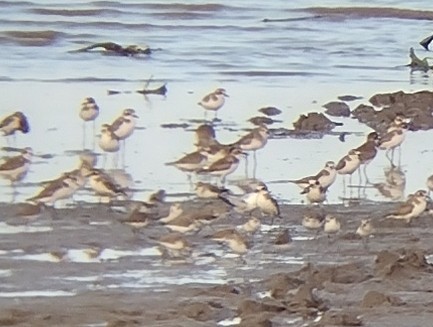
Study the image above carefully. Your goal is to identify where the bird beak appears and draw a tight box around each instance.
[300,186,309,195]
[133,114,139,118]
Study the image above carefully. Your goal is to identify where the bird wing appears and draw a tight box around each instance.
[0,155,26,171]
[110,116,125,132]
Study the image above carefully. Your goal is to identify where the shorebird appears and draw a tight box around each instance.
[110,108,139,165]
[0,111,30,144]
[14,201,45,221]
[385,190,429,223]
[195,181,229,199]
[288,161,337,190]
[159,202,184,223]
[209,229,249,255]
[0,147,32,184]
[86,168,127,204]
[197,147,246,184]
[27,173,81,208]
[356,219,374,244]
[98,123,120,167]
[232,125,269,177]
[300,180,327,205]
[198,88,229,119]
[194,124,216,148]
[353,132,379,183]
[110,108,138,140]
[164,215,201,234]
[302,211,325,231]
[166,150,208,176]
[336,149,361,196]
[120,202,151,235]
[79,97,99,149]
[378,116,409,165]
[323,214,341,236]
[239,216,261,234]
[155,233,192,258]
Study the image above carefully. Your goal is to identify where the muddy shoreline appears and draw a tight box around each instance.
[1,198,433,326]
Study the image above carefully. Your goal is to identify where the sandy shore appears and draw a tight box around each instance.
[0,197,433,326]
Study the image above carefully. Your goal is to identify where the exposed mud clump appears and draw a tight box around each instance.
[293,112,342,132]
[352,90,433,132]
[323,101,351,117]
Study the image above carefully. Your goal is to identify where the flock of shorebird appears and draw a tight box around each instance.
[0,87,432,258]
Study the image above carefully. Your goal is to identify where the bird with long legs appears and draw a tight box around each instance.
[109,108,139,167]
[0,147,33,201]
[286,161,337,190]
[98,123,120,168]
[353,132,379,185]
[79,97,99,150]
[231,125,269,178]
[198,88,229,120]
[378,115,409,166]
[335,149,361,199]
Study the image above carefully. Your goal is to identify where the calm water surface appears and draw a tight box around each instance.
[1,0,433,204]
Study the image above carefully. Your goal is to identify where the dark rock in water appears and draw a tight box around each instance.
[338,95,363,101]
[420,34,433,51]
[160,123,189,129]
[248,116,277,126]
[136,84,167,96]
[293,112,342,132]
[237,299,286,317]
[72,42,152,57]
[258,106,282,116]
[322,101,351,117]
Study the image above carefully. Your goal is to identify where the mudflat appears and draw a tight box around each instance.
[1,197,433,326]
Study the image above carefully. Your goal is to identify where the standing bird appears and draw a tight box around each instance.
[86,168,127,205]
[197,147,246,185]
[323,214,341,240]
[378,115,409,166]
[288,161,337,190]
[356,219,374,247]
[336,149,361,197]
[0,111,30,145]
[110,108,139,166]
[300,180,327,205]
[209,229,250,255]
[27,173,81,208]
[256,184,280,224]
[353,132,379,184]
[0,147,33,201]
[232,125,269,178]
[79,97,99,149]
[98,124,120,168]
[194,124,217,148]
[198,88,229,120]
[165,150,208,183]
[385,190,429,223]
[155,233,192,258]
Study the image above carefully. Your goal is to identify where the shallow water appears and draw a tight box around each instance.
[1,1,433,204]
[1,2,433,304]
